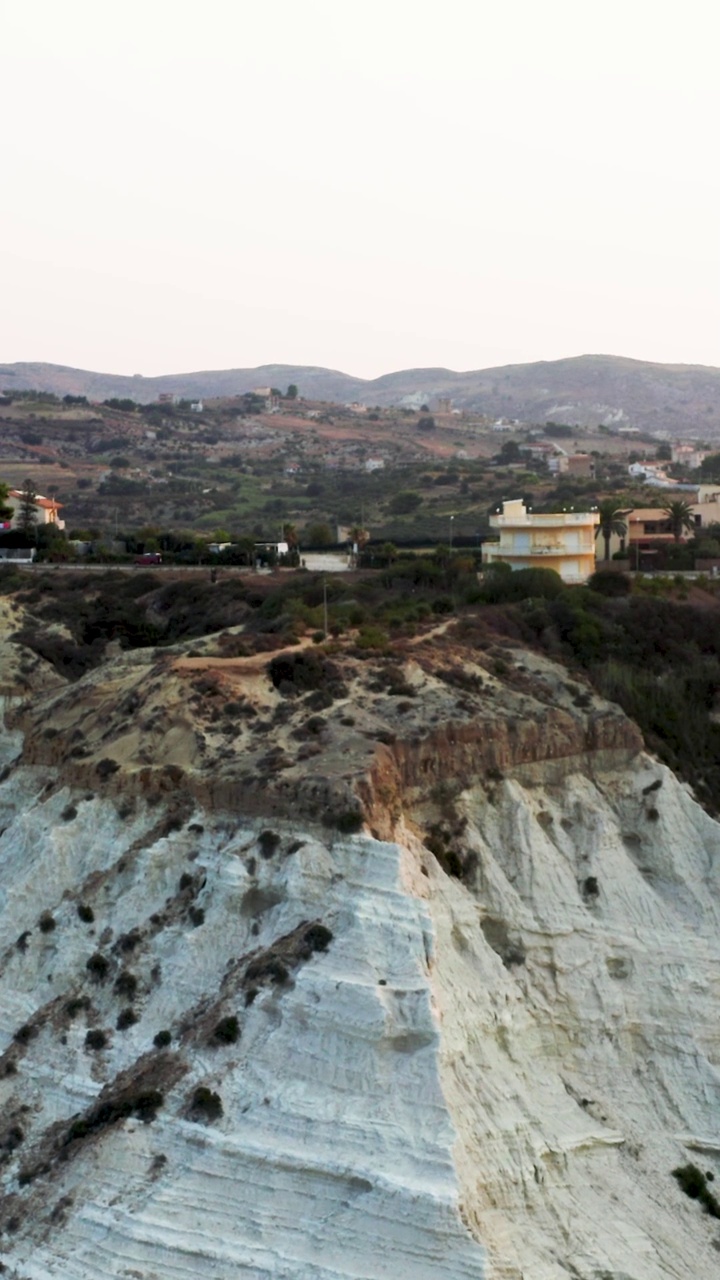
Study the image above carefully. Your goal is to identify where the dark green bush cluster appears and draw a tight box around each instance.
[66,1088,164,1142]
[672,1163,720,1217]
[328,810,364,834]
[268,650,346,700]
[86,952,110,981]
[212,1015,240,1045]
[114,970,137,998]
[258,829,280,857]
[479,566,564,604]
[65,996,90,1018]
[188,1086,223,1123]
[515,592,720,812]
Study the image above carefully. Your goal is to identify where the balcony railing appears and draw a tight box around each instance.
[491,511,597,527]
[488,546,593,558]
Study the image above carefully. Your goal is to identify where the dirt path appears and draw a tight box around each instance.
[172,634,316,675]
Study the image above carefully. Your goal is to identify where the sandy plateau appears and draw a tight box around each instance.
[0,601,719,1278]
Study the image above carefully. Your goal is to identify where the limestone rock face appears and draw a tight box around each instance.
[1,635,720,1277]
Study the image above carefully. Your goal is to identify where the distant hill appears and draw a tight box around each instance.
[2,353,720,435]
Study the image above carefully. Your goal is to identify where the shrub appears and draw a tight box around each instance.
[86,952,109,981]
[245,955,290,986]
[65,996,90,1018]
[116,1008,138,1031]
[16,930,31,952]
[13,1023,38,1045]
[116,928,141,952]
[588,570,631,597]
[672,1163,720,1217]
[189,906,205,927]
[356,625,388,651]
[61,804,78,822]
[258,829,280,857]
[38,911,56,934]
[115,970,138,999]
[268,650,345,698]
[331,810,364,834]
[432,596,454,615]
[188,1085,223,1123]
[212,1015,240,1045]
[77,903,94,923]
[303,924,333,952]
[153,1029,171,1048]
[96,758,120,779]
[85,1029,108,1051]
[480,566,564,604]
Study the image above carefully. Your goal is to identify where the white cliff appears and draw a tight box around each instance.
[0,630,719,1277]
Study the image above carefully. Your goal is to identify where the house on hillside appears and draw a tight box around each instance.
[482,499,598,584]
[672,444,707,470]
[607,490,720,561]
[6,490,65,531]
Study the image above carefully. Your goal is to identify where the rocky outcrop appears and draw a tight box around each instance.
[2,625,720,1276]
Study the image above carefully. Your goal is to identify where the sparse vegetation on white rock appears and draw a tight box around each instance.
[0,752,719,1276]
[2,614,720,1277]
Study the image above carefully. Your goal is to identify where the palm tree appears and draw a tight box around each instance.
[595,500,628,561]
[663,499,695,543]
[282,522,299,550]
[349,524,368,550]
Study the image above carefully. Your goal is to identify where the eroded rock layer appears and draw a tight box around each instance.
[0,620,719,1277]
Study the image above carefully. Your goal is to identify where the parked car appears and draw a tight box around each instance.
[134,552,162,565]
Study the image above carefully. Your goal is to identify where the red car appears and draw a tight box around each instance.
[134,552,162,565]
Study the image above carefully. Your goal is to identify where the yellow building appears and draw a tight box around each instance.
[482,499,599,584]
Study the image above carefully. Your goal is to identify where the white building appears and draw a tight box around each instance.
[482,499,599,584]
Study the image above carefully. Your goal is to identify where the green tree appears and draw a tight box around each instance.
[0,482,12,523]
[388,491,422,515]
[700,453,720,479]
[305,521,333,546]
[286,384,298,400]
[595,500,628,561]
[497,440,522,463]
[663,499,695,543]
[18,479,38,542]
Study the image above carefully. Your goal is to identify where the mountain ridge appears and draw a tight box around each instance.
[3,352,720,433]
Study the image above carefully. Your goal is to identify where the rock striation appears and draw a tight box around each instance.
[1,619,720,1277]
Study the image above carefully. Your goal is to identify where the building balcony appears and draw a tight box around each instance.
[490,511,597,528]
[484,544,594,558]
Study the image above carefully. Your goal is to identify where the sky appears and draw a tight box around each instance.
[2,0,719,378]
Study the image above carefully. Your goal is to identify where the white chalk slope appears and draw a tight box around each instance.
[0,735,720,1276]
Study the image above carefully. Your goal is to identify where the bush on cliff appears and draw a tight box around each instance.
[478,566,564,604]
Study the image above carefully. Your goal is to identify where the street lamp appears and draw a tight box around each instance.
[449,514,454,553]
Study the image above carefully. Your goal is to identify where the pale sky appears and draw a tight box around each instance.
[2,0,719,378]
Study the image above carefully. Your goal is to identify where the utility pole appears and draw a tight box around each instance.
[323,577,328,637]
[449,514,454,553]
